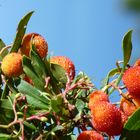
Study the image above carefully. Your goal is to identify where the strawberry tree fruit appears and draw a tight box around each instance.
[77,130,104,140]
[1,52,23,77]
[0,11,140,140]
[120,93,137,117]
[19,33,48,58]
[91,101,123,136]
[122,66,140,98]
[88,90,109,109]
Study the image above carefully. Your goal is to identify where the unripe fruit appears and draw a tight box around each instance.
[20,33,48,58]
[120,95,136,117]
[122,66,140,98]
[89,90,109,109]
[77,130,104,140]
[50,56,75,80]
[91,101,122,136]
[1,53,23,77]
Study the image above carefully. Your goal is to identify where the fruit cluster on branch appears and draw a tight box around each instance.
[0,11,140,140]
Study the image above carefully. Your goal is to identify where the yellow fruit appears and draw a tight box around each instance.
[1,53,23,77]
[20,33,48,58]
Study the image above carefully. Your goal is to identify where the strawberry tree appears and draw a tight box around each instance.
[0,11,139,140]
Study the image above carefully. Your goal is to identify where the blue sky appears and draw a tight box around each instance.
[0,0,139,93]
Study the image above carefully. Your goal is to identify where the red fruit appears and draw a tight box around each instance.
[50,56,75,80]
[120,95,136,117]
[20,33,48,58]
[120,110,128,125]
[122,66,140,98]
[77,130,104,140]
[91,101,122,136]
[89,90,109,109]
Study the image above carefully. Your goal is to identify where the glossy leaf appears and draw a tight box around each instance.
[50,63,67,88]
[109,30,133,95]
[10,11,34,52]
[17,80,50,110]
[120,108,140,140]
[22,56,45,91]
[30,45,47,79]
[122,30,132,67]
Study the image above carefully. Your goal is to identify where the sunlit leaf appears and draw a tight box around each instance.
[50,63,67,88]
[22,56,45,91]
[10,11,34,52]
[30,45,47,79]
[122,30,132,67]
[120,108,140,140]
[17,80,50,110]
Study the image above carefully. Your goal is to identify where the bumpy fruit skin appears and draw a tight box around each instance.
[1,53,23,77]
[20,33,48,58]
[50,56,75,80]
[77,130,104,140]
[120,95,136,117]
[89,90,109,109]
[91,101,122,136]
[120,110,128,125]
[122,66,140,98]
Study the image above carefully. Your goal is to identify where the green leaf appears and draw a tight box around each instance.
[0,39,8,61]
[50,63,67,88]
[17,80,50,110]
[51,125,64,132]
[109,30,133,95]
[0,133,11,139]
[10,11,34,52]
[76,99,85,112]
[0,99,13,110]
[24,121,36,130]
[45,60,62,94]
[62,135,77,140]
[74,99,85,122]
[101,68,120,88]
[51,95,64,113]
[122,30,133,67]
[22,56,45,91]
[30,45,47,79]
[120,108,140,140]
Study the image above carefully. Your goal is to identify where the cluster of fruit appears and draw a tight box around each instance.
[77,59,140,140]
[1,33,75,81]
[0,12,139,140]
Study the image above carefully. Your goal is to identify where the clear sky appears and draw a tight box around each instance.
[0,0,139,97]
